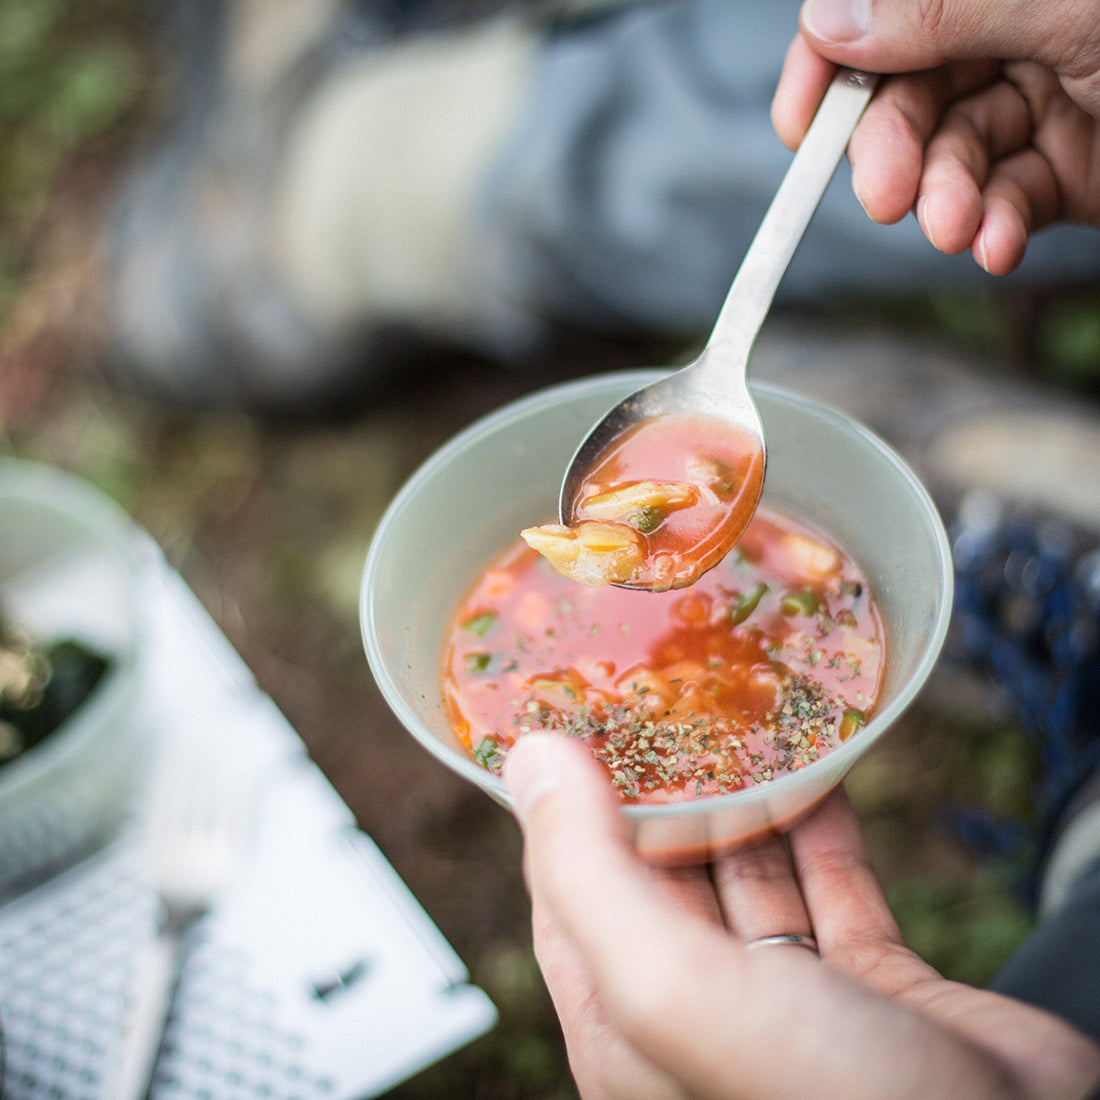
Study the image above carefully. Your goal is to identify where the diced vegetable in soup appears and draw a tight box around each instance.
[522,414,764,590]
[444,507,883,803]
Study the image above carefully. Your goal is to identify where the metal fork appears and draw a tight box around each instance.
[105,736,255,1100]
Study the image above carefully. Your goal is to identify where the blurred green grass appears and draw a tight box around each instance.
[0,0,149,315]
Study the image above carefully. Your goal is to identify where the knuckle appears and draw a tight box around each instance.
[916,0,950,41]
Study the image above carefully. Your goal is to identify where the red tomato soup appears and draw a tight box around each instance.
[571,413,765,590]
[443,506,884,803]
[522,414,766,591]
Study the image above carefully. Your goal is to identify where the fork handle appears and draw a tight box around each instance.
[103,931,185,1100]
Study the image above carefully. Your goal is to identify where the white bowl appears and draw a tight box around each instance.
[361,372,953,863]
[0,459,150,894]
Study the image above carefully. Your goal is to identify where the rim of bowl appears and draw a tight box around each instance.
[0,458,147,794]
[361,371,955,821]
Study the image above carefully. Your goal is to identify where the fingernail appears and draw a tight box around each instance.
[915,193,929,236]
[852,176,871,218]
[975,228,991,273]
[916,194,946,254]
[803,0,870,43]
[504,735,564,824]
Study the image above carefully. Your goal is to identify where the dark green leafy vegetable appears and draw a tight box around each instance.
[0,628,111,768]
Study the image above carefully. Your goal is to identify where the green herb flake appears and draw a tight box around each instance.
[839,708,865,741]
[729,582,768,625]
[629,506,665,533]
[465,652,492,674]
[780,590,821,617]
[463,612,498,638]
[474,737,505,772]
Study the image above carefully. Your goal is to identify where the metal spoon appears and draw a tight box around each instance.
[559,67,879,585]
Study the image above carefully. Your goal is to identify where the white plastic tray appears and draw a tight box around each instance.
[0,530,495,1099]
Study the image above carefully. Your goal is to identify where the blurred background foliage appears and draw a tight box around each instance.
[0,0,153,316]
[2,0,1099,388]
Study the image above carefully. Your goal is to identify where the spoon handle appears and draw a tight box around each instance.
[705,67,879,367]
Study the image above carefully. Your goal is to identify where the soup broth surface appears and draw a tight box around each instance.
[444,507,883,802]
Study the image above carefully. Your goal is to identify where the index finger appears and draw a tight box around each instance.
[845,61,1003,223]
[787,788,945,996]
[772,35,838,150]
[787,787,905,952]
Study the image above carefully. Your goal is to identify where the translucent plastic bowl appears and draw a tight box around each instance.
[0,459,150,893]
[361,372,953,863]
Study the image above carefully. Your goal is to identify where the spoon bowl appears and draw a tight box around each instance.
[559,68,878,589]
[558,350,765,525]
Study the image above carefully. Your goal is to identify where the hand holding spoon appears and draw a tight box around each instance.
[523,67,879,591]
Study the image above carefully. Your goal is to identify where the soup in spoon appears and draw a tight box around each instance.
[521,413,765,591]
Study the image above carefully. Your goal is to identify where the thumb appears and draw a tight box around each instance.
[504,731,632,855]
[800,0,1100,85]
[504,733,689,981]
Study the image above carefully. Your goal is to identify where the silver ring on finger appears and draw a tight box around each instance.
[745,933,819,955]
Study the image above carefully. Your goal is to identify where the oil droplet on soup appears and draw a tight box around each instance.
[444,506,883,803]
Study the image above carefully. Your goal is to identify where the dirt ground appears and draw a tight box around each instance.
[2,303,1056,1098]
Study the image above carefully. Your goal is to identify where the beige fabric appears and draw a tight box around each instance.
[1042,793,1100,916]
[273,15,540,350]
[227,0,345,94]
[926,410,1100,534]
